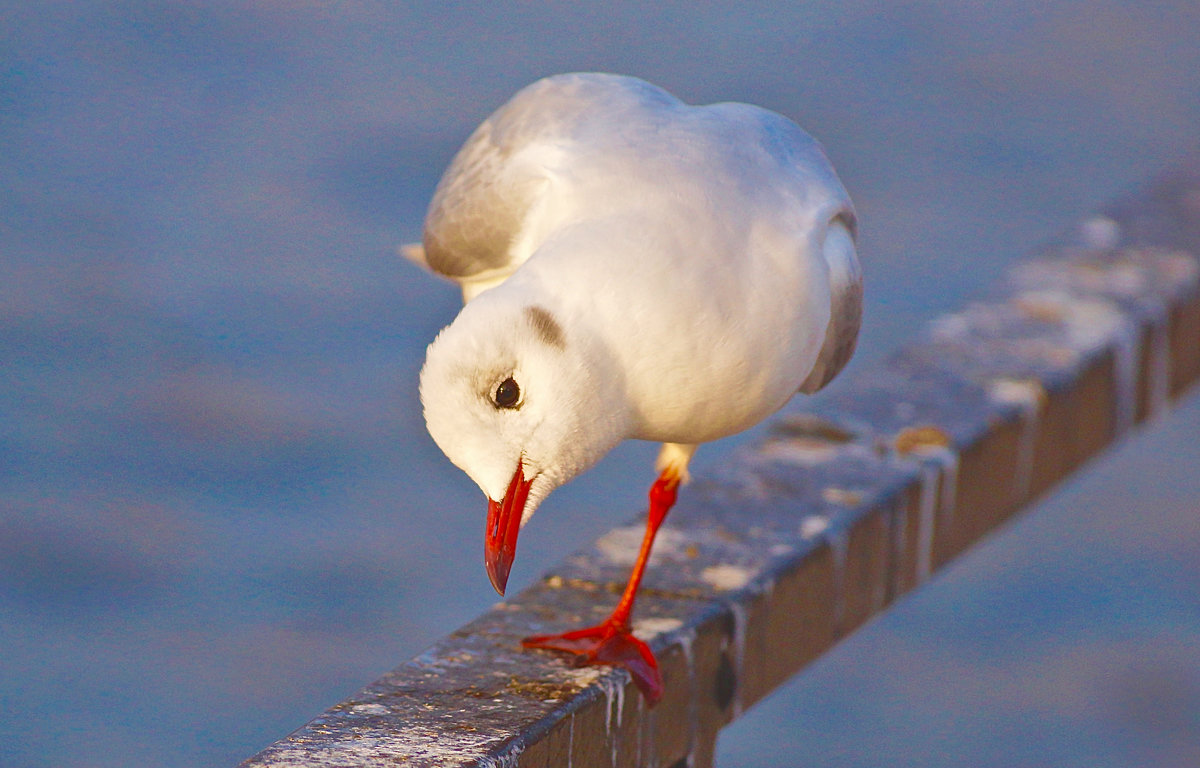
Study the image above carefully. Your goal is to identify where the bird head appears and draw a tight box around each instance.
[419,289,630,595]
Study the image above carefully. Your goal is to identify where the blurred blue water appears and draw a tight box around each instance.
[2,3,1199,766]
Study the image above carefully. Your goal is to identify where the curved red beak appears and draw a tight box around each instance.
[485,459,534,596]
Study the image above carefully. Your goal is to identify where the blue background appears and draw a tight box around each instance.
[2,3,1199,766]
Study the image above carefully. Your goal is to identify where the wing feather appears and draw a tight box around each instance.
[799,214,862,393]
[419,74,681,288]
[422,117,546,281]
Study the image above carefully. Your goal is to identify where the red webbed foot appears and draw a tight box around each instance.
[523,621,663,705]
[521,468,682,706]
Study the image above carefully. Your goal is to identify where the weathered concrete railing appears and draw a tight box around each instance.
[241,165,1200,768]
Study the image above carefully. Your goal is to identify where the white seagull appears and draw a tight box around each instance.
[405,73,860,703]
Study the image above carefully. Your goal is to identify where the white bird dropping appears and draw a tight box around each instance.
[404,73,861,704]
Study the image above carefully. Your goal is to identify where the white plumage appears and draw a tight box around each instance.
[404,72,860,701]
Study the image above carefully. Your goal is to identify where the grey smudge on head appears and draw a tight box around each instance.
[525,305,565,349]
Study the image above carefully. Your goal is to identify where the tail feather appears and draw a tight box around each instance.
[400,243,429,269]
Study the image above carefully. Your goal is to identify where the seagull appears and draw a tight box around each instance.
[404,73,860,704]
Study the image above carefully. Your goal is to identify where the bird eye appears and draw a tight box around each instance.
[493,376,521,409]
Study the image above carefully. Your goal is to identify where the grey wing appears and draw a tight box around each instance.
[418,73,675,285]
[421,115,547,282]
[799,213,862,394]
[414,73,691,294]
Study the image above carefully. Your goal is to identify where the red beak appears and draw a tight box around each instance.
[485,459,534,596]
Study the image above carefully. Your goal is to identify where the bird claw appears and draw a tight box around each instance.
[523,622,664,705]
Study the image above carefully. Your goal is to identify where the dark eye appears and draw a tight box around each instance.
[493,376,520,409]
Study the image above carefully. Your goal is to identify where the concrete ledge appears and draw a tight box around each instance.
[240,164,1200,768]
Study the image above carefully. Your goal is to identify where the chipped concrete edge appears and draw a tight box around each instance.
[239,164,1200,768]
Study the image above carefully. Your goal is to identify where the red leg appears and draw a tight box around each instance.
[523,472,680,705]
